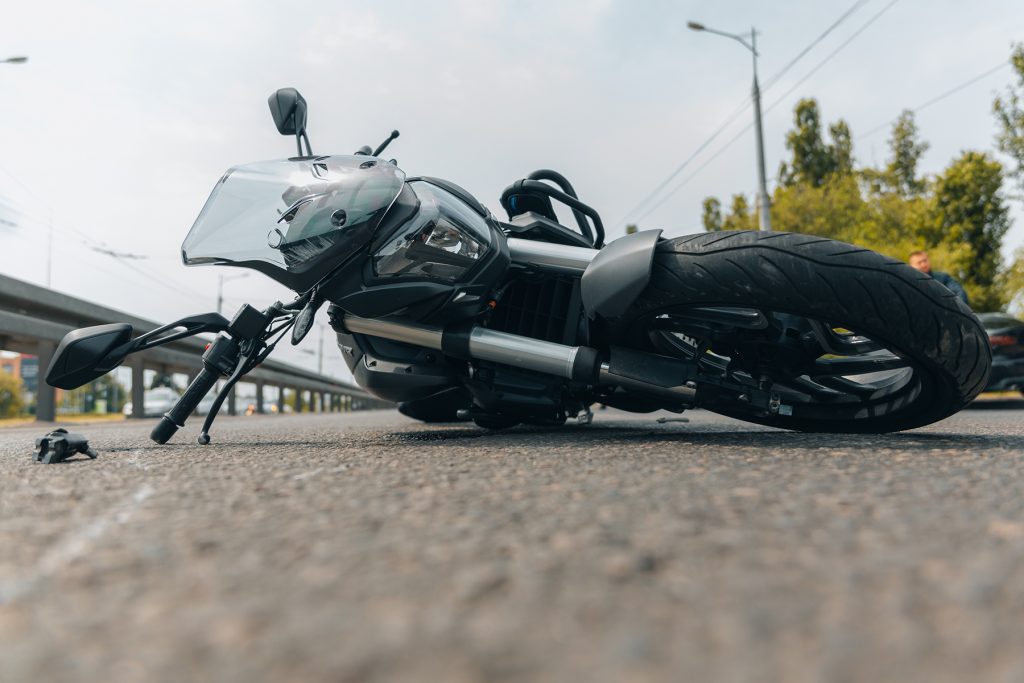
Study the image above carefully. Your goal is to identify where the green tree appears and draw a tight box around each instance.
[993,43,1024,201]
[771,174,871,245]
[865,110,930,197]
[723,194,757,230]
[0,372,25,418]
[625,223,639,235]
[999,247,1024,314]
[706,97,1018,312]
[701,197,723,231]
[830,120,854,176]
[927,151,1011,311]
[778,99,854,187]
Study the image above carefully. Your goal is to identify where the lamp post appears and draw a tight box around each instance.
[216,272,250,315]
[688,22,771,231]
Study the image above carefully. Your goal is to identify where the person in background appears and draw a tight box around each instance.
[908,250,970,306]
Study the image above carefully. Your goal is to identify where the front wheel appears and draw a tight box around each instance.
[624,231,991,433]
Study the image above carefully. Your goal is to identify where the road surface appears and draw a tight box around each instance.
[3,403,1024,682]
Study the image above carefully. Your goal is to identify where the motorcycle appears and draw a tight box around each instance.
[45,88,992,444]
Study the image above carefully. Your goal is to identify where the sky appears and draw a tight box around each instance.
[1,0,1022,381]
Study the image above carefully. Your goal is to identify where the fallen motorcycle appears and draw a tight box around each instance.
[46,88,991,443]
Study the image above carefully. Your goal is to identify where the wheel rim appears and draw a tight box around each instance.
[641,306,929,422]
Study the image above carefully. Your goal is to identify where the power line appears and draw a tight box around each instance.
[615,99,750,227]
[858,61,1010,140]
[631,0,901,225]
[764,0,900,113]
[0,202,208,300]
[0,221,196,301]
[0,163,210,299]
[762,0,871,90]
[618,0,875,228]
[634,122,754,224]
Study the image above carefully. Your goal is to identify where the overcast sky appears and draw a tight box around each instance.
[1,0,1022,380]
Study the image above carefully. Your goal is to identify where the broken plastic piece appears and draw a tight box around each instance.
[33,428,98,464]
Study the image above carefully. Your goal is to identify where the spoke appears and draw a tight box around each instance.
[775,376,848,401]
[647,306,920,409]
[659,307,769,330]
[809,354,907,377]
[813,375,881,399]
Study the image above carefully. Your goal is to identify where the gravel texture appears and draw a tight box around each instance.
[3,403,1024,682]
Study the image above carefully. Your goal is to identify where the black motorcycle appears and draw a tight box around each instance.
[46,88,991,443]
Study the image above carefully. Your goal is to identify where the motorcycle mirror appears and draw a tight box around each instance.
[45,323,134,390]
[267,87,308,136]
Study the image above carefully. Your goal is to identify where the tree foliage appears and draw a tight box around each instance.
[865,110,930,197]
[0,372,25,418]
[777,99,854,188]
[701,86,1018,311]
[994,43,1024,201]
[723,194,757,231]
[701,198,723,232]
[927,151,1010,310]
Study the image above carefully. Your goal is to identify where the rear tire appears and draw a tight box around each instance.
[626,231,991,432]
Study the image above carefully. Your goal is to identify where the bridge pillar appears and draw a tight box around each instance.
[277,386,285,414]
[129,356,145,419]
[227,387,237,416]
[35,340,56,422]
[255,381,265,414]
[295,389,303,413]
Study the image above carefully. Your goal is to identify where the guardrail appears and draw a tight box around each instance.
[0,273,390,420]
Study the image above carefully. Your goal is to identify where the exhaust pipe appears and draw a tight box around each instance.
[340,315,696,404]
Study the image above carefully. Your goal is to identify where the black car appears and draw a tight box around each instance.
[978,312,1024,394]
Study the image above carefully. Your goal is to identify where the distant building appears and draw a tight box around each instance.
[0,353,22,377]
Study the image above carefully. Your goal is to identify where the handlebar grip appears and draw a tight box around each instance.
[150,366,220,444]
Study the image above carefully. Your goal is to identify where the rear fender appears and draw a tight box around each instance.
[580,229,662,320]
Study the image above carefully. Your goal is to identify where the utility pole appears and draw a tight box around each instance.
[749,28,771,231]
[217,272,249,315]
[46,208,53,287]
[318,324,324,375]
[688,22,771,230]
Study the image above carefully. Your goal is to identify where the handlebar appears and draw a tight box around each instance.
[150,336,240,444]
[150,367,220,444]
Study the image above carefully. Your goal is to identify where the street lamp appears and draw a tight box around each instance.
[688,21,771,231]
[1,56,28,64]
[217,272,250,314]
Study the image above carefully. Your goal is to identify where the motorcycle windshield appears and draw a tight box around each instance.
[182,155,405,288]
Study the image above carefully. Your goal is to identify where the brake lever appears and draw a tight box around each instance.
[196,303,299,444]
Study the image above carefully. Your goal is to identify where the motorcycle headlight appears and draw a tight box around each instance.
[373,182,491,282]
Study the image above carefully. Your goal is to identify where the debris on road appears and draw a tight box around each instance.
[33,428,98,464]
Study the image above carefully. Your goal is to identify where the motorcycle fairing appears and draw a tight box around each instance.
[182,155,406,292]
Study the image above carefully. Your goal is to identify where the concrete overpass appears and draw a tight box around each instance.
[0,273,389,420]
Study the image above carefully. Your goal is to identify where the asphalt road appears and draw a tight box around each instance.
[3,402,1024,683]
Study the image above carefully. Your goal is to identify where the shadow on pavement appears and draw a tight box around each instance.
[391,423,1024,453]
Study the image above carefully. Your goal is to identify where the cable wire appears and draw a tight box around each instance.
[630,0,901,226]
[858,61,1010,140]
[618,0,875,228]
[763,0,900,113]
